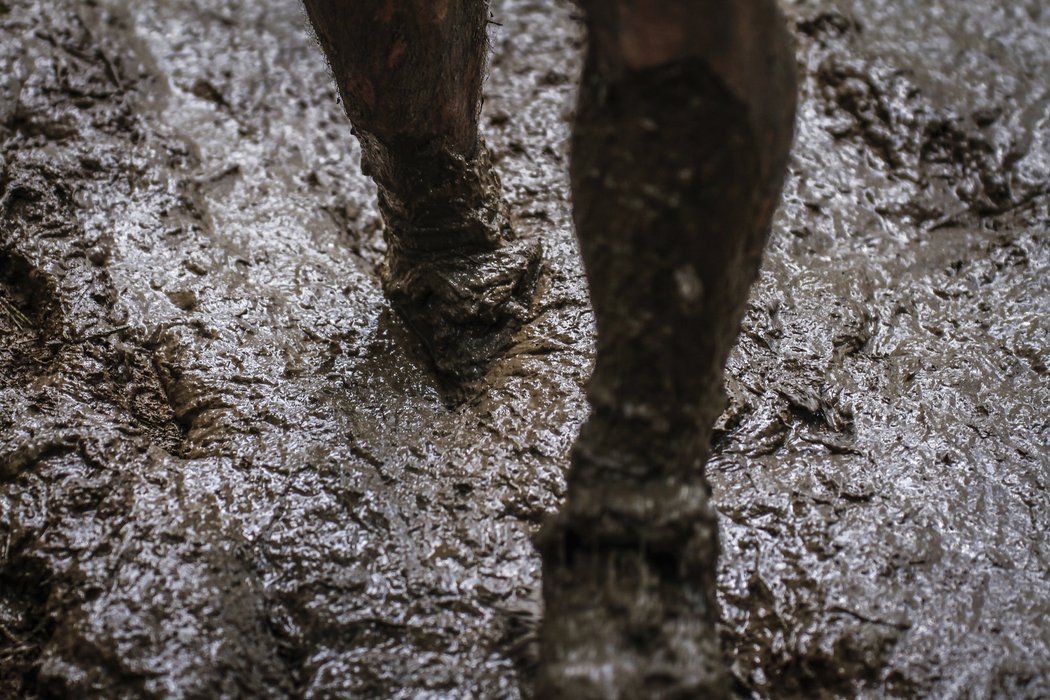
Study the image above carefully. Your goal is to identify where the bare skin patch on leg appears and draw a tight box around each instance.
[616,0,689,69]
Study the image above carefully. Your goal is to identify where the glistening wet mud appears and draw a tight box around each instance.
[0,0,1047,698]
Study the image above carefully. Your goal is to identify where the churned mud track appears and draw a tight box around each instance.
[1,0,1048,698]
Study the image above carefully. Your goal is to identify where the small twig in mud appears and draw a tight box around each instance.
[79,324,131,342]
[0,296,30,330]
[924,208,969,232]
[0,622,27,646]
[0,645,36,662]
[828,605,911,630]
[345,433,392,483]
[144,320,197,347]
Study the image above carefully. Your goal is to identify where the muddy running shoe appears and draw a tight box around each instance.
[358,133,543,379]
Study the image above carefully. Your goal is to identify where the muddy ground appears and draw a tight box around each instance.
[0,0,1047,697]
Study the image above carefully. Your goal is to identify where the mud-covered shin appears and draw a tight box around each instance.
[303,0,541,378]
[537,0,798,696]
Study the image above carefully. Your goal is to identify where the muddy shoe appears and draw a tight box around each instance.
[537,523,728,699]
[383,237,542,379]
[538,594,727,700]
[536,455,728,699]
[358,132,543,378]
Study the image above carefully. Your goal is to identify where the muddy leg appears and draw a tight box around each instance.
[537,0,797,696]
[303,0,541,378]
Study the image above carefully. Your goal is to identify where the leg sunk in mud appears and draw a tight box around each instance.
[303,0,541,379]
[537,1,798,696]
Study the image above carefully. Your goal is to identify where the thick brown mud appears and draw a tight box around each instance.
[0,0,1047,698]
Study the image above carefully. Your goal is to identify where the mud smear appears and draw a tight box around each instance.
[0,0,1047,697]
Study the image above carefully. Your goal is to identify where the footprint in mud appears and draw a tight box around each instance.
[0,249,63,695]
[0,177,224,694]
[0,210,182,455]
[0,555,53,698]
[0,247,62,365]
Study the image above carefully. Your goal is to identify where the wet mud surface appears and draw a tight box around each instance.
[0,0,1047,697]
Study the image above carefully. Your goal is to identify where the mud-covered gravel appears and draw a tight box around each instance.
[0,0,1047,697]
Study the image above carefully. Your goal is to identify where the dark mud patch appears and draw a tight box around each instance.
[0,556,52,698]
[0,246,62,374]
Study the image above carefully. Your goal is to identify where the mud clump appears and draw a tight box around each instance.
[1,0,1048,698]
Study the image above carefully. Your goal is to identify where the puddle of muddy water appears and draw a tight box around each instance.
[0,0,1047,697]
